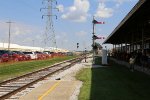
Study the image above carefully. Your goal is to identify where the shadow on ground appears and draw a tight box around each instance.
[90,59,150,100]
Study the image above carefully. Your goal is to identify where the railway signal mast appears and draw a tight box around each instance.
[92,16,105,64]
[41,0,59,49]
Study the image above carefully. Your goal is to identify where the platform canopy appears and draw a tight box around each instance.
[104,0,150,44]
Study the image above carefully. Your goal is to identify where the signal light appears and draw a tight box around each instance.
[77,43,79,48]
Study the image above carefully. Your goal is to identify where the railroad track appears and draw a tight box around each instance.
[0,57,83,100]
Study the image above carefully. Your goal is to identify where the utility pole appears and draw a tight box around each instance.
[6,20,14,50]
[41,0,59,49]
[32,40,34,47]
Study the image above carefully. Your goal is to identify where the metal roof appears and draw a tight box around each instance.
[104,0,150,44]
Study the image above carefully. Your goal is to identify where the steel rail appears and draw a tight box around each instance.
[0,57,83,100]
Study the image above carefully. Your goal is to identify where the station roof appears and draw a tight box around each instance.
[104,0,150,44]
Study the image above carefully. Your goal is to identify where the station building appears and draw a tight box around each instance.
[104,0,150,67]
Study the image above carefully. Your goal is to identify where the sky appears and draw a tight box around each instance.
[0,0,138,51]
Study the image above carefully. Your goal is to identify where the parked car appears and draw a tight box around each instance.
[0,50,21,62]
[43,51,52,58]
[23,51,37,60]
[0,50,9,62]
[35,51,46,60]
[13,51,28,61]
[50,52,56,58]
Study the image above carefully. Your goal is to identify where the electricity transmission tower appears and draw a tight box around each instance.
[41,0,59,49]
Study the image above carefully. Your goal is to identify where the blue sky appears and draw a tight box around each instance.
[0,0,138,51]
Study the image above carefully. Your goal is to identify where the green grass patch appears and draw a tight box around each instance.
[76,68,92,100]
[94,56,102,65]
[0,56,76,82]
[76,61,150,100]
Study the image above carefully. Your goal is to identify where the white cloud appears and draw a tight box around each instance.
[95,0,137,18]
[13,25,31,35]
[55,32,69,49]
[95,3,114,18]
[57,4,64,13]
[98,0,137,7]
[76,31,87,37]
[56,32,67,39]
[64,39,68,42]
[114,0,136,3]
[0,21,43,46]
[114,0,130,7]
[61,0,90,22]
[0,22,40,36]
[99,0,136,3]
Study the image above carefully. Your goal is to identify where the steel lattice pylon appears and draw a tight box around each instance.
[41,0,58,49]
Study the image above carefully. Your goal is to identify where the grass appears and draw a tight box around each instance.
[76,68,92,100]
[0,56,76,82]
[76,60,150,100]
[94,56,102,65]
